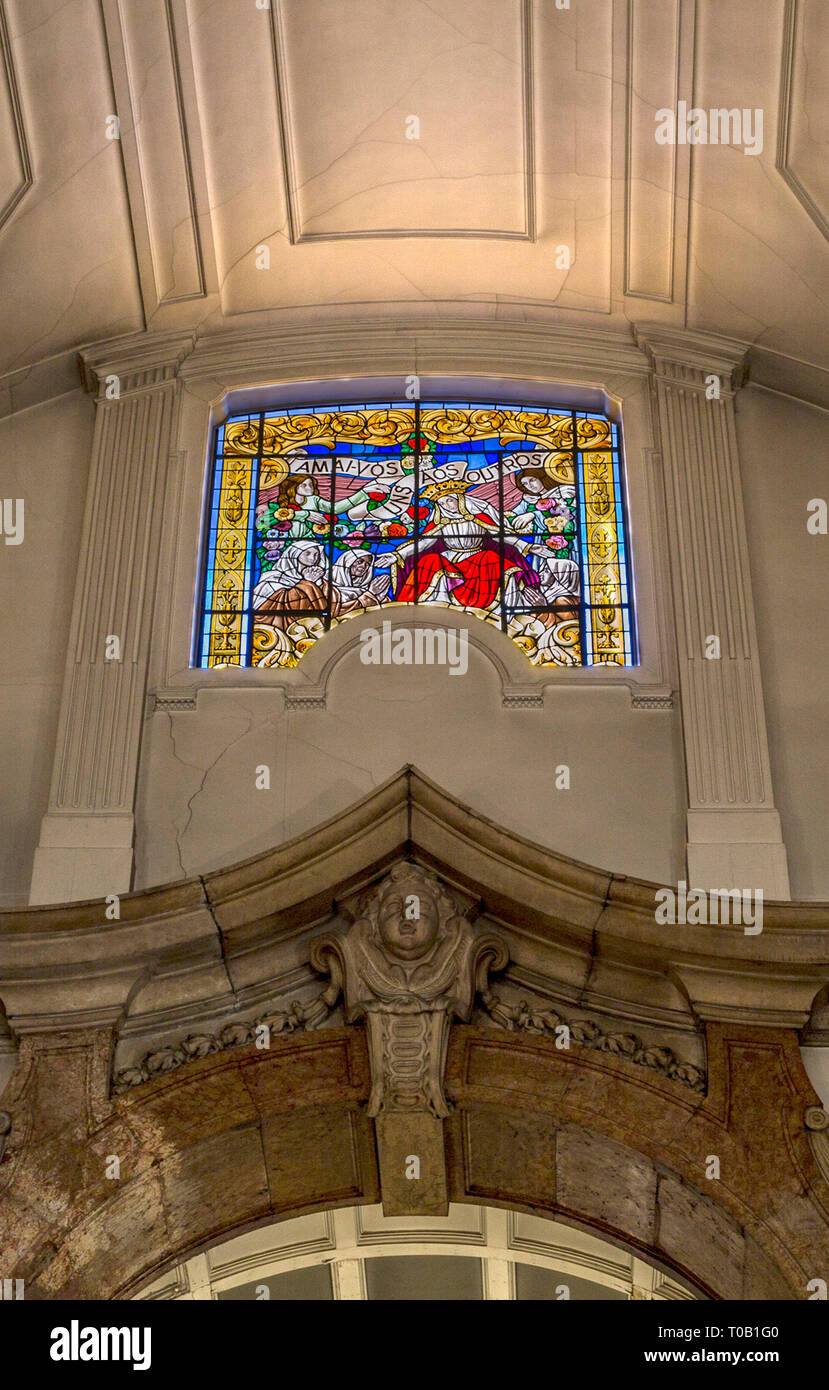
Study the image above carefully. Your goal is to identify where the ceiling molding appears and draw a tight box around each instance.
[0,0,33,231]
[746,343,829,415]
[175,313,651,383]
[5,314,829,422]
[0,345,85,421]
[99,0,218,316]
[776,0,829,244]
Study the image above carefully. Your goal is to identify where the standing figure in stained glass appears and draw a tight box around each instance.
[509,467,577,560]
[505,465,580,621]
[258,460,373,548]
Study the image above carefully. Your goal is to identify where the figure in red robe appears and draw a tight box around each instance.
[393,481,540,610]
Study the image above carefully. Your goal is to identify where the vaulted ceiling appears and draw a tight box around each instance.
[2,0,828,393]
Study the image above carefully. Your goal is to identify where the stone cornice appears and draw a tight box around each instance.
[69,314,653,393]
[4,317,829,419]
[176,315,651,385]
[747,344,829,415]
[1,769,828,1035]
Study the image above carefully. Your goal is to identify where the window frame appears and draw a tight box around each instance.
[193,395,638,672]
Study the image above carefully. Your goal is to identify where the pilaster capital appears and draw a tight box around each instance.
[78,329,196,400]
[634,324,749,396]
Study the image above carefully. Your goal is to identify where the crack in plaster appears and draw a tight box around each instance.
[165,704,258,877]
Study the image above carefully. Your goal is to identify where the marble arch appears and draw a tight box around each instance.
[1,770,828,1300]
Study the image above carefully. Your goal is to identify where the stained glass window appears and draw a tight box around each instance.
[196,401,635,669]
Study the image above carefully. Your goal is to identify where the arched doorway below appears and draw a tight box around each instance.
[134,1203,699,1302]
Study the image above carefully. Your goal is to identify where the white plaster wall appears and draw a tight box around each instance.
[133,636,686,890]
[4,382,824,904]
[0,391,94,905]
[736,386,829,900]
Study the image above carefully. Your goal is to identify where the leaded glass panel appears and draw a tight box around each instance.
[197,401,635,669]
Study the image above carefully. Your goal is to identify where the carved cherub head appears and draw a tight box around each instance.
[372,863,451,961]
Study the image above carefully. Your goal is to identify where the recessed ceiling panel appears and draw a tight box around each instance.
[624,0,682,301]
[778,0,829,240]
[219,1264,333,1300]
[274,0,533,240]
[515,1262,626,1300]
[364,1254,483,1300]
[0,1,32,230]
[104,0,207,306]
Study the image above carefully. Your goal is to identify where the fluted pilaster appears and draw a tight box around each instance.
[637,325,790,898]
[29,333,194,904]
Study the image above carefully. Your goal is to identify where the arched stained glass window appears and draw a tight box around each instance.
[196,400,635,669]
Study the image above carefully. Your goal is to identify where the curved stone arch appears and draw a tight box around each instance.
[0,995,18,1117]
[3,772,828,1301]
[0,1022,812,1302]
[213,601,666,714]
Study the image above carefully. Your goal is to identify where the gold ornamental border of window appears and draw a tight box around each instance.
[222,407,612,457]
[203,410,626,669]
[204,457,255,667]
[581,451,626,665]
